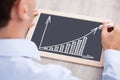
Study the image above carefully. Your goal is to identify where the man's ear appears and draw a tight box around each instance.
[17,0,29,21]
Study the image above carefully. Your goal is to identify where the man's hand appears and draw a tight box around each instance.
[101,22,120,50]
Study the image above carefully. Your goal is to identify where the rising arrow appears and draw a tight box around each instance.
[80,27,98,38]
[39,16,51,49]
[40,26,100,48]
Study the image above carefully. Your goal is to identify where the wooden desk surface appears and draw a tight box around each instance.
[36,0,120,80]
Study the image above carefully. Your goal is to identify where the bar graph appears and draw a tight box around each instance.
[40,36,94,59]
[37,16,102,60]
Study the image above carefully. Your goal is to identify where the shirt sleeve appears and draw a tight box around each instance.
[102,49,120,80]
[29,60,81,80]
[39,64,80,80]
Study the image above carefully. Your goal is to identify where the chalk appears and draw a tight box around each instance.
[97,23,114,32]
[98,23,113,30]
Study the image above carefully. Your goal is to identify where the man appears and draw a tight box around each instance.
[0,0,120,80]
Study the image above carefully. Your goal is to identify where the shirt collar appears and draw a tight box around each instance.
[0,39,41,61]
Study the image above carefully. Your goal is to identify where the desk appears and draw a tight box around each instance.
[36,0,120,80]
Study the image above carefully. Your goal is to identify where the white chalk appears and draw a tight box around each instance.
[98,23,113,29]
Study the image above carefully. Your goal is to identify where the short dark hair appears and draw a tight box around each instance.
[0,0,17,28]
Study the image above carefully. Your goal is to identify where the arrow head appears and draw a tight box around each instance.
[45,16,51,24]
[91,28,98,35]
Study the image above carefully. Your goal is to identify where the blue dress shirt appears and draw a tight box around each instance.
[0,39,79,80]
[0,39,120,80]
[102,49,120,80]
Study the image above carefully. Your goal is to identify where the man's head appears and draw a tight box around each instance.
[0,0,16,28]
[0,0,36,38]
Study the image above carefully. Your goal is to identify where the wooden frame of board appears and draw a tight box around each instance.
[26,9,111,67]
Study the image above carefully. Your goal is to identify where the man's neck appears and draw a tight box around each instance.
[0,20,28,39]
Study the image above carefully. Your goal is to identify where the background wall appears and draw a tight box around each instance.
[35,0,120,80]
[36,0,120,23]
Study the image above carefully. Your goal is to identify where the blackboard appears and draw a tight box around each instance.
[26,9,105,67]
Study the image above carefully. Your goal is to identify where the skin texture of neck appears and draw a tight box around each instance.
[0,20,29,39]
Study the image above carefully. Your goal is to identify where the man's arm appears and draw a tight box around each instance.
[101,22,120,80]
[102,49,120,80]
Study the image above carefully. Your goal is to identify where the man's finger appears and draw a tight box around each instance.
[102,22,108,35]
[113,23,120,30]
